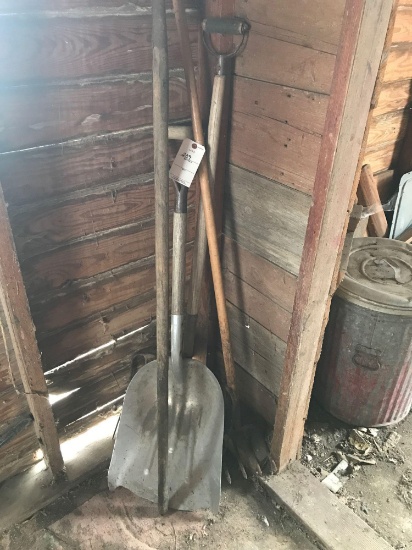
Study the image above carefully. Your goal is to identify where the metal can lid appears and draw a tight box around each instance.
[337,237,412,314]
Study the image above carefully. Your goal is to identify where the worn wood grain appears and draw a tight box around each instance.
[0,426,39,484]
[0,387,31,435]
[363,138,403,172]
[20,209,195,296]
[235,32,336,95]
[373,80,412,116]
[230,110,322,194]
[0,17,197,84]
[392,6,412,42]
[227,302,285,396]
[358,165,388,237]
[271,0,393,471]
[39,293,156,370]
[222,237,297,314]
[384,44,412,83]
[224,270,291,344]
[46,322,155,392]
[235,0,345,55]
[224,165,311,276]
[233,76,328,137]
[261,462,393,550]
[0,74,189,152]
[0,0,196,13]
[216,353,277,425]
[11,178,195,258]
[0,183,64,475]
[368,109,408,147]
[0,129,155,206]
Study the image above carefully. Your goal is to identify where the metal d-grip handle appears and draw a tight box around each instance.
[352,345,381,371]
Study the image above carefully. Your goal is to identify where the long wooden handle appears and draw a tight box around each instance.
[172,0,236,397]
[153,0,169,515]
[358,164,388,237]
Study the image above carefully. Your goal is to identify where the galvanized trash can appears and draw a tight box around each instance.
[315,238,412,427]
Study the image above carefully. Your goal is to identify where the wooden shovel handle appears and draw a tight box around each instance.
[358,164,388,237]
[172,0,236,398]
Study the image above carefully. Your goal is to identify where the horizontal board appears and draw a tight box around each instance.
[224,270,291,343]
[46,322,155,392]
[222,236,297,314]
[373,80,411,116]
[0,129,167,207]
[39,293,156,369]
[0,74,188,152]
[235,0,344,55]
[230,110,321,194]
[363,139,403,173]
[0,17,197,84]
[367,110,408,148]
[392,7,412,43]
[227,302,285,396]
[21,208,195,296]
[0,0,196,13]
[224,164,311,276]
[232,76,328,136]
[11,178,195,259]
[0,426,39,484]
[384,45,412,83]
[235,32,336,95]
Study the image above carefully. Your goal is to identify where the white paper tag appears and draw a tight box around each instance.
[169,138,205,188]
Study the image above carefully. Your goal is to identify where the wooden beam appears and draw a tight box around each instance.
[0,183,64,477]
[270,0,394,472]
[260,462,393,550]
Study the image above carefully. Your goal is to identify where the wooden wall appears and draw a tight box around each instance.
[220,0,347,423]
[363,0,412,200]
[0,0,198,480]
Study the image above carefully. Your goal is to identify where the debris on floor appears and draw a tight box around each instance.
[302,401,412,549]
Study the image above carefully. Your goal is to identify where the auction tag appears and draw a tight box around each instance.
[169,138,205,188]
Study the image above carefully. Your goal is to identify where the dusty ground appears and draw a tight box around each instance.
[0,469,319,550]
[302,400,412,550]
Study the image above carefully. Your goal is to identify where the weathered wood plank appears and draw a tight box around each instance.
[10,178,195,259]
[0,183,64,476]
[0,17,197,83]
[373,80,412,116]
[261,462,393,550]
[224,165,311,276]
[20,208,195,296]
[0,74,189,152]
[39,293,156,370]
[0,129,155,206]
[235,32,336,95]
[222,237,297,314]
[232,76,328,137]
[367,109,408,147]
[46,322,155,392]
[216,353,277,425]
[235,0,345,55]
[384,44,412,83]
[0,426,39,484]
[363,138,403,172]
[230,110,322,194]
[227,302,285,396]
[0,0,196,13]
[271,0,393,471]
[224,270,291,343]
[392,6,412,42]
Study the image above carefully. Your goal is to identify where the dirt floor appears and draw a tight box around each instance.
[302,400,412,550]
[0,469,319,550]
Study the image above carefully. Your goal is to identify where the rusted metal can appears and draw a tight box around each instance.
[315,238,412,427]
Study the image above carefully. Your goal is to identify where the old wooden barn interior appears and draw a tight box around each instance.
[0,0,411,548]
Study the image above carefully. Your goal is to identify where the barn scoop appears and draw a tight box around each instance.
[107,0,223,513]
